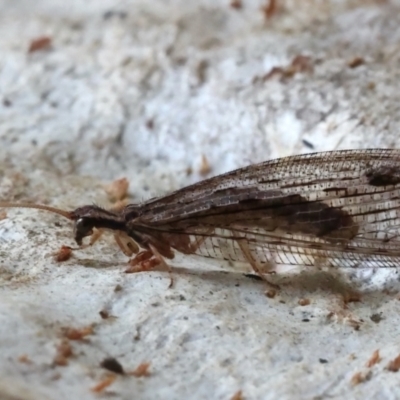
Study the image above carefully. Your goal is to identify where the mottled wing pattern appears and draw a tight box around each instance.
[129,149,400,268]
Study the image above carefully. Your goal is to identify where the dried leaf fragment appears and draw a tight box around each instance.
[386,354,400,372]
[231,390,244,400]
[348,57,365,68]
[62,325,94,341]
[290,55,314,74]
[28,36,52,53]
[262,0,277,19]
[230,0,242,9]
[91,375,117,393]
[199,155,211,176]
[350,370,372,385]
[55,245,72,262]
[261,55,313,81]
[129,362,151,377]
[111,199,129,211]
[18,354,32,364]
[103,178,129,202]
[53,339,73,366]
[366,350,381,368]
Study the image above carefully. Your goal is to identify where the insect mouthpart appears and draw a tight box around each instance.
[74,218,95,246]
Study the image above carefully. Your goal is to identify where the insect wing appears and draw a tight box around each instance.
[135,149,400,269]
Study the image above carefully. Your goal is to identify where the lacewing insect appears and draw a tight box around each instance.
[2,149,400,279]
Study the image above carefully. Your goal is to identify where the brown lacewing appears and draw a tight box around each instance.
[2,149,400,278]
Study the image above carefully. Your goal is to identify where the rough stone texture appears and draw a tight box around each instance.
[1,0,400,399]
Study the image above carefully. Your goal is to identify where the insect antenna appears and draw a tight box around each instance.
[0,202,73,220]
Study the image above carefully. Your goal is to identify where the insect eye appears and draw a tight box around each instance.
[74,218,94,246]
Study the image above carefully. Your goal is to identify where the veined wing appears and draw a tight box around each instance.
[132,148,400,225]
[141,223,400,269]
[125,148,400,269]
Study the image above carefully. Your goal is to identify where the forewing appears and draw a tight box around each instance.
[132,149,400,268]
[136,149,400,225]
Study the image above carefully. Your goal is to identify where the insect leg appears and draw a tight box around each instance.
[236,240,279,289]
[124,245,173,288]
[148,243,174,288]
[113,231,139,256]
[74,228,104,249]
[125,250,154,272]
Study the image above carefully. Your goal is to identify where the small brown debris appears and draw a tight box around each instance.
[28,36,52,53]
[262,0,277,19]
[18,354,32,364]
[349,319,361,331]
[370,313,383,323]
[186,166,193,176]
[244,273,263,281]
[129,362,151,377]
[62,325,94,341]
[302,139,314,149]
[196,60,209,84]
[103,178,129,202]
[327,310,361,330]
[342,291,361,304]
[351,370,372,385]
[91,375,117,393]
[230,0,242,9]
[231,390,244,400]
[55,245,72,262]
[261,55,313,81]
[53,339,73,366]
[99,310,110,319]
[290,55,313,74]
[265,289,277,298]
[51,372,62,381]
[111,199,129,211]
[298,298,310,306]
[261,66,285,81]
[348,57,365,69]
[100,357,125,375]
[366,350,381,368]
[103,10,127,20]
[386,354,400,372]
[0,210,7,220]
[134,329,141,341]
[349,353,356,360]
[199,155,211,176]
[114,284,123,292]
[146,118,154,130]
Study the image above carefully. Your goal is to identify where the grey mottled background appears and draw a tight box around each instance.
[1,1,400,399]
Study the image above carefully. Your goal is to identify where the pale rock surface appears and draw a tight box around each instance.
[1,1,400,399]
